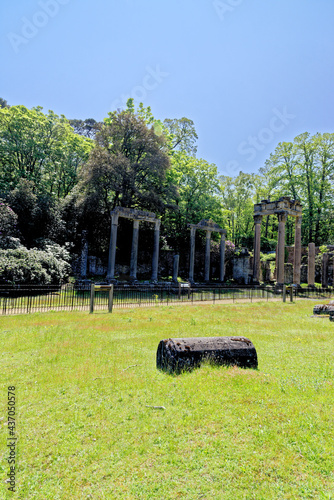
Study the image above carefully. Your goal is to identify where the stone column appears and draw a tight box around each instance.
[293,216,302,286]
[107,213,119,280]
[322,253,329,288]
[252,215,263,283]
[308,242,315,287]
[80,230,88,277]
[172,254,179,282]
[276,212,287,286]
[89,256,97,275]
[130,219,140,280]
[189,227,196,282]
[220,232,226,282]
[204,230,211,282]
[151,220,161,282]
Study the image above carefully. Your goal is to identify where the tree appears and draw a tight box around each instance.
[262,133,334,245]
[80,108,172,212]
[69,118,100,139]
[0,98,9,109]
[220,172,257,246]
[8,179,65,247]
[163,117,198,155]
[0,105,92,198]
[120,100,198,155]
[76,107,173,255]
[163,151,223,251]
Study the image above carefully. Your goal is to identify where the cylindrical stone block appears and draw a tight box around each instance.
[157,336,258,374]
[322,253,329,288]
[308,243,315,286]
[276,212,287,285]
[130,220,140,279]
[252,215,262,282]
[220,233,226,282]
[204,230,211,282]
[313,304,334,315]
[172,254,179,282]
[189,227,196,282]
[151,220,160,282]
[107,214,118,279]
[80,230,88,278]
[293,216,302,285]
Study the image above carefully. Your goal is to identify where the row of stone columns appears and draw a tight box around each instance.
[308,245,334,288]
[253,212,302,286]
[189,228,226,282]
[107,215,161,282]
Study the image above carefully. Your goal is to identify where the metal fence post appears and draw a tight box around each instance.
[90,284,95,314]
[290,286,293,302]
[283,285,286,302]
[108,285,114,313]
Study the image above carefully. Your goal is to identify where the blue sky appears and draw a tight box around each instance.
[1,0,334,176]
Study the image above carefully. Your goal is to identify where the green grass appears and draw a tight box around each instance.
[1,300,334,499]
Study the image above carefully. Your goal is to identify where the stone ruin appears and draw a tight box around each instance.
[253,197,302,286]
[188,219,226,283]
[79,201,334,286]
[107,207,160,282]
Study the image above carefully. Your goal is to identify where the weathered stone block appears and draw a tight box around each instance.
[157,336,258,374]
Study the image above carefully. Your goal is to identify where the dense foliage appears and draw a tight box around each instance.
[0,97,333,282]
[0,242,71,285]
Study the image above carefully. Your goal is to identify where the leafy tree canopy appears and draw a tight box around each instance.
[0,105,93,198]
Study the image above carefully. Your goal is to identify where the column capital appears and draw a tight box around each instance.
[277,211,288,223]
[133,219,140,229]
[254,214,263,224]
[295,215,302,226]
[111,213,119,225]
[154,219,161,230]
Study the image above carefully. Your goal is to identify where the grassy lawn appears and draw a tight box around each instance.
[1,300,333,499]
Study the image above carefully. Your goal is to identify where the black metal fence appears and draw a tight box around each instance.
[0,283,332,315]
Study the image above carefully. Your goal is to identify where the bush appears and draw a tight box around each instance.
[0,200,18,248]
[0,244,71,285]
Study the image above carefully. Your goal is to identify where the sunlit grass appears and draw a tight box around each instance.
[1,300,333,499]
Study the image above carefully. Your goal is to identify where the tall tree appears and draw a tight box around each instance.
[0,98,9,109]
[163,151,223,251]
[163,117,198,155]
[80,108,172,212]
[262,133,334,245]
[69,118,100,139]
[0,105,92,198]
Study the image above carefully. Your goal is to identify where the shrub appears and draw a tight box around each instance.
[0,200,18,248]
[0,244,71,285]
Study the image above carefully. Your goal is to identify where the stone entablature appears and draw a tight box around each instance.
[110,207,157,222]
[189,219,227,234]
[254,197,302,217]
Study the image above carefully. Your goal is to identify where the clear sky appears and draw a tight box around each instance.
[1,0,334,177]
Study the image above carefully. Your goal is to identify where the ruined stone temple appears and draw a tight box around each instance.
[252,197,302,286]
